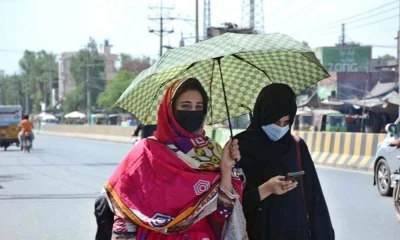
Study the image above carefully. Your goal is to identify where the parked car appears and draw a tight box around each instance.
[373,117,400,196]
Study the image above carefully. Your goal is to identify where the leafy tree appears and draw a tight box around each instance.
[378,54,396,61]
[302,41,310,48]
[119,53,133,68]
[63,84,85,112]
[97,70,135,110]
[18,50,58,113]
[0,71,21,106]
[63,38,105,113]
[120,54,153,73]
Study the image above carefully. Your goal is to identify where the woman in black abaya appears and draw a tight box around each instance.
[235,83,335,240]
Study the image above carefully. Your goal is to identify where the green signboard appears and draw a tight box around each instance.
[320,46,371,72]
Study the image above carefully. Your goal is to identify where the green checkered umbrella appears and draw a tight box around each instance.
[116,33,329,126]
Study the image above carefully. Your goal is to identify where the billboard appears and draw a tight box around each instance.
[319,46,372,72]
[0,105,22,126]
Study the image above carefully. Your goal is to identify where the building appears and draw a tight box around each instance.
[370,58,398,72]
[206,22,253,38]
[58,40,118,102]
[314,44,398,101]
[58,52,77,102]
[101,40,118,86]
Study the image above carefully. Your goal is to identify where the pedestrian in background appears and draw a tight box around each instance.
[235,83,335,240]
[132,123,157,139]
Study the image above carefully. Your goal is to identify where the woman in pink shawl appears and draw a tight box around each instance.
[104,77,248,239]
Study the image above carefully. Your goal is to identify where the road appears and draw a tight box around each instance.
[0,135,399,239]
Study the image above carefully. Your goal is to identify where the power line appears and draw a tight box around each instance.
[266,0,294,18]
[269,0,317,29]
[0,49,26,53]
[296,0,399,34]
[283,1,316,21]
[148,0,175,57]
[348,14,400,31]
[369,45,397,48]
[345,7,398,25]
[308,7,398,34]
[304,14,400,37]
[317,0,398,28]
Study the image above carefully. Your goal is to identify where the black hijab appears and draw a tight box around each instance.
[237,83,297,160]
[235,84,336,240]
[249,83,297,130]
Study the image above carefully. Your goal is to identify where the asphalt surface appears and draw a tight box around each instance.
[0,135,399,240]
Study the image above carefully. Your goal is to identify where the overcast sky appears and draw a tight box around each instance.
[0,0,398,74]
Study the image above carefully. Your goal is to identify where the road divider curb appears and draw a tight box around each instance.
[40,131,133,144]
[207,129,386,173]
[39,124,135,144]
[40,125,386,172]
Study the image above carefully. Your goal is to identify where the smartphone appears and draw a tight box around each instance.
[285,170,305,181]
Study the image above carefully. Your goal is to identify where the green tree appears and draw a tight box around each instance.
[120,54,153,73]
[18,50,58,113]
[119,53,133,68]
[97,70,135,110]
[63,38,106,113]
[63,84,85,112]
[0,71,34,114]
[0,71,20,106]
[302,41,310,48]
[378,54,396,61]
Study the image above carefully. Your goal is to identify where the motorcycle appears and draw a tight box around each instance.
[23,132,33,153]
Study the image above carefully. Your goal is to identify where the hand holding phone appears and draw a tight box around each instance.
[260,175,298,199]
[285,170,305,182]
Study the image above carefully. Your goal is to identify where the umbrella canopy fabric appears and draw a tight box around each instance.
[116,33,329,125]
[64,111,86,119]
[35,112,56,120]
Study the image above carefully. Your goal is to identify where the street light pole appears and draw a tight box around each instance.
[86,48,91,125]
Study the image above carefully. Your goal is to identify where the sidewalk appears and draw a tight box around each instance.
[40,130,133,144]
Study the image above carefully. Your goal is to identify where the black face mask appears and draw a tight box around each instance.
[175,110,205,133]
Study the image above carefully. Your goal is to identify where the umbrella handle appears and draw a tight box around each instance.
[216,58,243,177]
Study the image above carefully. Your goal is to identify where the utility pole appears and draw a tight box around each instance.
[14,72,18,105]
[42,75,46,106]
[203,0,211,39]
[49,56,54,107]
[25,73,29,114]
[0,80,2,105]
[148,0,175,57]
[398,0,400,116]
[0,74,4,105]
[86,48,91,124]
[360,76,369,132]
[341,23,345,46]
[398,30,400,116]
[195,0,199,43]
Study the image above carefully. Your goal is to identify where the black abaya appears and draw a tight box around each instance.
[234,83,335,240]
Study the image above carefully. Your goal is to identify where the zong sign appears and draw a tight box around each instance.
[322,46,371,72]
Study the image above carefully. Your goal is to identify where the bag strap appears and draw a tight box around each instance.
[293,135,312,237]
[293,136,304,185]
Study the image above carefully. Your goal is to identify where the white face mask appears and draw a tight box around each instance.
[261,124,290,141]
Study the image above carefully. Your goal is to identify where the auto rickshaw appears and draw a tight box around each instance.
[0,105,22,150]
[292,110,314,131]
[325,113,347,132]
